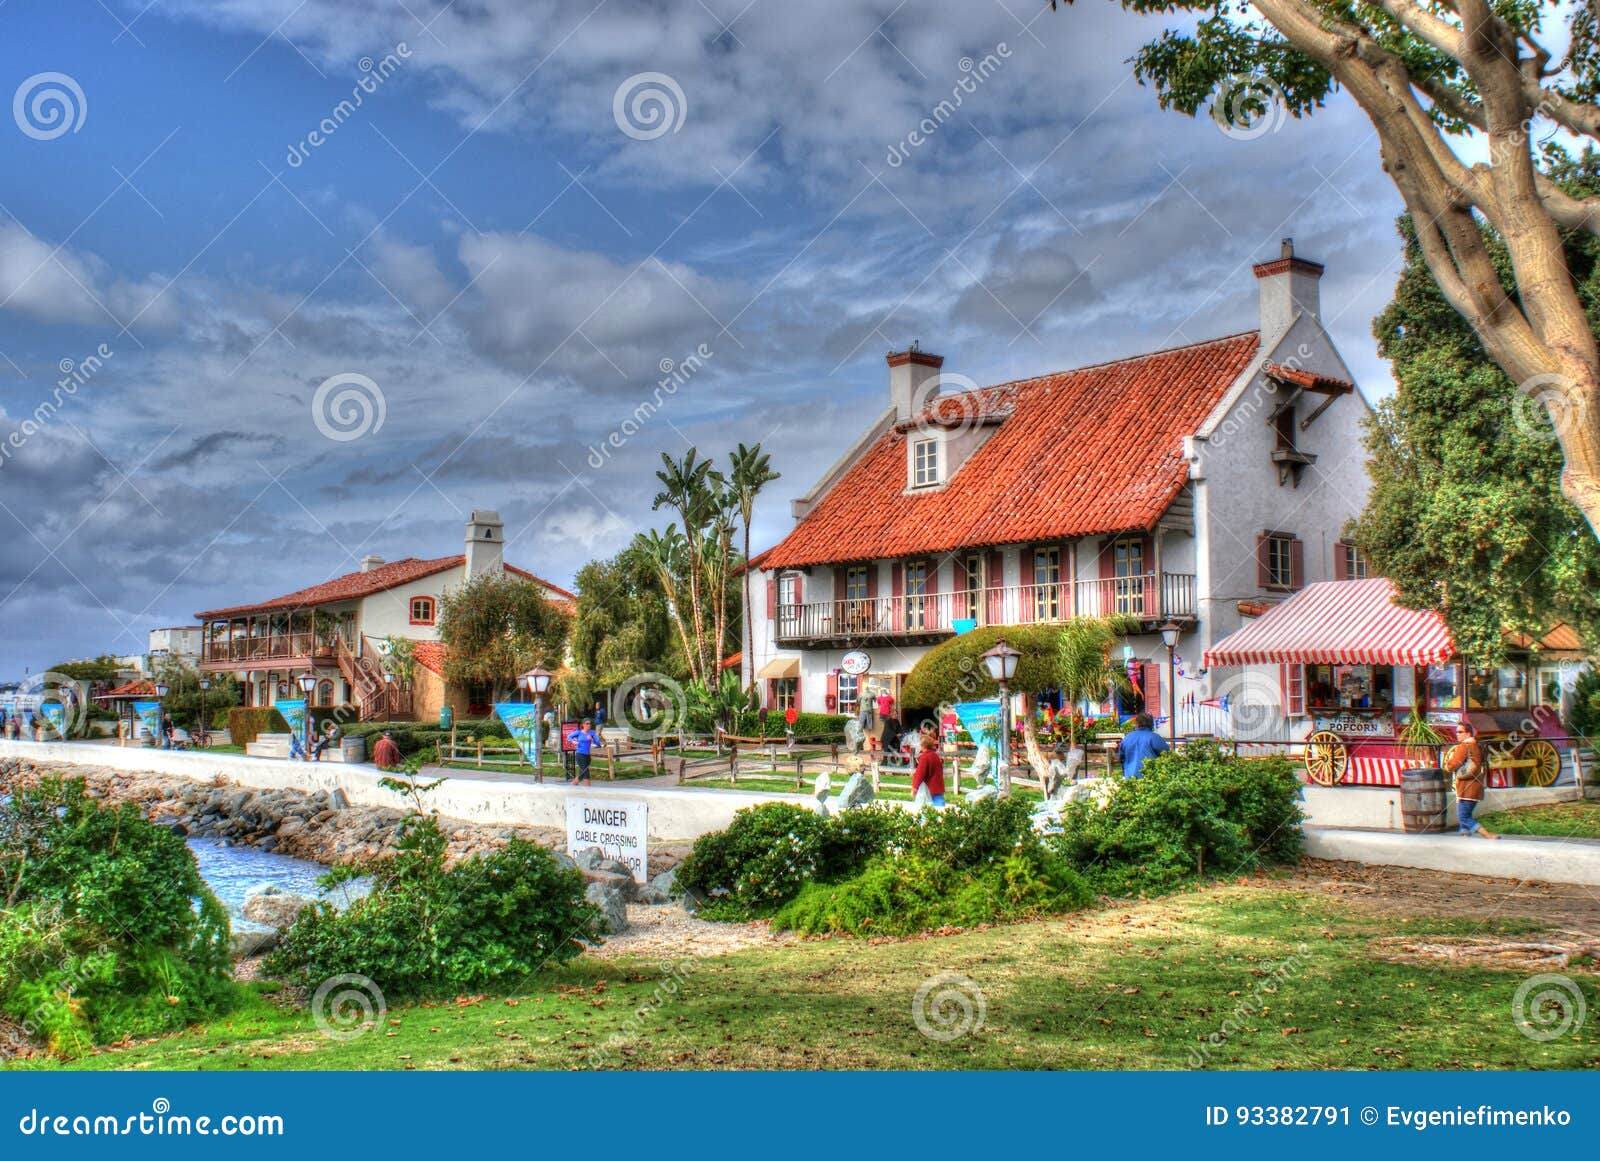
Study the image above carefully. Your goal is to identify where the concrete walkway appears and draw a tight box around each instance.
[1304,825,1600,888]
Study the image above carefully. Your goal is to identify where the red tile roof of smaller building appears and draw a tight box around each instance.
[195,556,576,620]
[762,331,1261,568]
[99,679,158,700]
[410,640,449,677]
[1262,362,1352,393]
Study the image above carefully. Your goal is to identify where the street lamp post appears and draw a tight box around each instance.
[517,666,554,782]
[297,672,318,760]
[198,678,211,746]
[1159,620,1182,742]
[383,670,395,718]
[981,639,1022,790]
[153,681,170,748]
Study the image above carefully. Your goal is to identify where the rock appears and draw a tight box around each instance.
[242,890,315,929]
[329,788,350,810]
[585,878,629,933]
[642,867,677,905]
[229,926,279,957]
[157,819,189,837]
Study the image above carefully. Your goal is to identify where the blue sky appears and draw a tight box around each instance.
[0,0,1404,673]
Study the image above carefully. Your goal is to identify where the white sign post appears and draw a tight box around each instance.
[566,797,649,884]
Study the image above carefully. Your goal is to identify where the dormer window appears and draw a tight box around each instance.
[912,438,940,487]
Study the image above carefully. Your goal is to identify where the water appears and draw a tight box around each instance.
[186,838,368,932]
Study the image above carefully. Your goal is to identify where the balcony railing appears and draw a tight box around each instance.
[774,573,1195,644]
[201,631,353,666]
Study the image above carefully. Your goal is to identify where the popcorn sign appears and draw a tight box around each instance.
[566,797,648,884]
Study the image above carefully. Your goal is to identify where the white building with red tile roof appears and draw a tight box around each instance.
[746,240,1374,734]
[195,510,574,720]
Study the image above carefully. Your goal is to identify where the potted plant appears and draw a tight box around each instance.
[1398,710,1447,768]
[311,611,339,659]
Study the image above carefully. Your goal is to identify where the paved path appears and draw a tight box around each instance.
[1304,825,1600,887]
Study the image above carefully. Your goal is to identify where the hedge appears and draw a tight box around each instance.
[757,712,850,739]
[225,707,289,746]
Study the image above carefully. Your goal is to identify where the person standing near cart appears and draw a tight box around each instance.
[1445,720,1499,840]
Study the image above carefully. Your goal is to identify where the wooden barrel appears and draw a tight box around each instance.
[1400,767,1448,833]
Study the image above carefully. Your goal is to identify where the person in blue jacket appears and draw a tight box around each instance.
[1116,712,1169,779]
[566,718,600,785]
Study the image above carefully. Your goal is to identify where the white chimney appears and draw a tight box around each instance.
[359,554,386,573]
[1252,238,1323,346]
[887,344,942,423]
[464,510,505,578]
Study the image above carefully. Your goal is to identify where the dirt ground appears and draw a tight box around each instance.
[1275,857,1600,932]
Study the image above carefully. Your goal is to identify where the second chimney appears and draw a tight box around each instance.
[1252,238,1323,345]
[359,554,386,573]
[886,343,943,423]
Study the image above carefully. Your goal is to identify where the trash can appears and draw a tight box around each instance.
[1401,767,1449,833]
[439,705,454,731]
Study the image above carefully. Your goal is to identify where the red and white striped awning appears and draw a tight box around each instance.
[1203,578,1456,667]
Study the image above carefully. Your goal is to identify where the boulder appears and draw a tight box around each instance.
[229,926,279,957]
[242,888,315,930]
[642,867,677,905]
[585,878,630,934]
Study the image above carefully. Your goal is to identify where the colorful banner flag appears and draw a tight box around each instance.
[276,699,308,737]
[494,702,542,763]
[39,703,65,736]
[132,700,163,739]
[950,699,1001,743]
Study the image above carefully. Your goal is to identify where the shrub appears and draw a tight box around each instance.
[1052,739,1303,894]
[756,713,850,739]
[910,795,1036,871]
[226,706,289,746]
[674,803,826,919]
[265,812,599,999]
[0,778,236,1055]
[1570,669,1600,743]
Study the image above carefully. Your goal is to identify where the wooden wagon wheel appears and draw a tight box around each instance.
[1303,730,1348,786]
[1519,738,1561,787]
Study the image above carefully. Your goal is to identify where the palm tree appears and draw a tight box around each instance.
[1055,615,1139,749]
[728,442,780,689]
[628,526,699,683]
[652,450,717,680]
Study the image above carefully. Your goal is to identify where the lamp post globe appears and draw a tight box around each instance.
[1158,620,1182,741]
[298,673,318,759]
[517,666,555,779]
[980,639,1022,781]
[198,679,211,745]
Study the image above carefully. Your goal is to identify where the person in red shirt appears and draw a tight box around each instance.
[912,734,946,807]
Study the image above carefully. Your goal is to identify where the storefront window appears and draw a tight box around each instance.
[1467,664,1527,710]
[1425,663,1462,710]
[1304,664,1391,710]
[771,677,797,712]
[835,673,859,715]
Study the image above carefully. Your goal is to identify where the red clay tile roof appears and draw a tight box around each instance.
[410,640,448,677]
[1262,362,1352,393]
[98,679,158,699]
[195,557,576,620]
[762,332,1261,568]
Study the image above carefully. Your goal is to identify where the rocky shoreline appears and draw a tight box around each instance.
[0,756,691,877]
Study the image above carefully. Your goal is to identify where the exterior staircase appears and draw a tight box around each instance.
[336,635,409,721]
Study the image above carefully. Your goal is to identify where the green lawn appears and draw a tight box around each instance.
[437,759,664,781]
[1477,799,1600,840]
[18,882,1596,1071]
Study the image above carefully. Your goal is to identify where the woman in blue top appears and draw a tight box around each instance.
[567,718,600,785]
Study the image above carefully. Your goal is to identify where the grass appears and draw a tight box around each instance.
[17,882,1596,1072]
[437,759,664,781]
[1476,799,1600,840]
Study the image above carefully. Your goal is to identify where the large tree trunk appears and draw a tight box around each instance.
[1019,692,1050,778]
[741,525,754,690]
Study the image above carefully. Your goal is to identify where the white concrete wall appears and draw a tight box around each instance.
[1,741,809,842]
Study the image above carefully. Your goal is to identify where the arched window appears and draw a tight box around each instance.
[316,679,335,707]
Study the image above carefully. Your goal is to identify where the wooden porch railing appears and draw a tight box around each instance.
[774,573,1195,643]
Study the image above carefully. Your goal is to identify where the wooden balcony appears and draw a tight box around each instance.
[200,631,349,670]
[773,573,1195,646]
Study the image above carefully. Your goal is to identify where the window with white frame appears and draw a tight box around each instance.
[835,672,860,715]
[771,677,798,712]
[1033,546,1061,621]
[912,438,940,487]
[1338,541,1368,580]
[904,560,928,629]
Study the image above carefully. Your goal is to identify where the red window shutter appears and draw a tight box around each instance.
[924,559,939,628]
[1333,542,1348,581]
[890,562,903,632]
[1021,548,1036,623]
[1257,534,1271,588]
[834,565,847,602]
[765,679,776,711]
[793,673,801,714]
[865,564,878,600]
[1099,539,1117,579]
[1285,663,1304,716]
[1142,662,1162,718]
[765,576,776,619]
[1140,534,1155,615]
[825,672,838,710]
[1290,538,1305,590]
